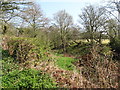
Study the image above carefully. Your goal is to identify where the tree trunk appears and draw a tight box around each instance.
[2,25,7,34]
[118,11,120,38]
[98,32,102,45]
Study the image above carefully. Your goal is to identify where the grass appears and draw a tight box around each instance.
[54,53,64,57]
[55,56,77,71]
[101,39,110,44]
[72,39,110,44]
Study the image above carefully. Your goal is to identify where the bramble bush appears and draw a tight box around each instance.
[4,37,49,63]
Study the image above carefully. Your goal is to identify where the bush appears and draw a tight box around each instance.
[66,42,91,56]
[2,56,19,75]
[5,37,48,63]
[2,50,10,58]
[109,38,120,60]
[109,38,120,54]
[2,69,57,88]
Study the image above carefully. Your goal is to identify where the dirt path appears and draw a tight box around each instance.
[34,60,98,88]
[21,52,118,88]
[32,53,118,88]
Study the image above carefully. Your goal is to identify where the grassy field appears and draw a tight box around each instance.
[74,39,110,44]
[101,39,110,44]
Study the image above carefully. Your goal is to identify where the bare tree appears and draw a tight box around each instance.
[0,0,31,34]
[79,5,107,44]
[69,24,81,42]
[53,10,73,52]
[103,19,118,39]
[0,0,19,34]
[113,0,120,38]
[19,3,49,37]
[111,0,120,21]
[105,0,120,38]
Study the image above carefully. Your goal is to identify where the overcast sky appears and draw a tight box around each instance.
[31,0,113,24]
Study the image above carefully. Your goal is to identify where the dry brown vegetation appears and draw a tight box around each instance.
[1,0,120,89]
[2,36,119,88]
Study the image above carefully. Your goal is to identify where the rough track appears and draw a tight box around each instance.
[34,61,98,88]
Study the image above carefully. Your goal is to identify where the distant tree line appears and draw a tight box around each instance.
[0,0,120,53]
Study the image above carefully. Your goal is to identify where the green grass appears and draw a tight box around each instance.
[55,56,77,71]
[72,39,110,44]
[101,39,110,44]
[55,53,64,57]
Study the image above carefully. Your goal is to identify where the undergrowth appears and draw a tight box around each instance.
[55,56,77,71]
[2,69,57,88]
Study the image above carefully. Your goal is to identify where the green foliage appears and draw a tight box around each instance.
[2,50,19,75]
[29,38,49,60]
[2,56,19,75]
[109,38,120,54]
[99,45,111,56]
[2,69,57,88]
[6,37,48,63]
[55,53,64,57]
[66,42,91,56]
[66,41,112,57]
[56,56,77,70]
[7,37,34,63]
[109,38,120,60]
[2,40,56,88]
[23,28,37,38]
[2,50,10,58]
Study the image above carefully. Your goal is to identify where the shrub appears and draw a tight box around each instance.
[2,56,19,75]
[109,38,120,54]
[7,38,33,62]
[109,38,120,60]
[66,42,91,56]
[4,37,48,63]
[2,69,57,88]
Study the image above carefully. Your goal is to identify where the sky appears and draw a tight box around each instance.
[31,0,113,24]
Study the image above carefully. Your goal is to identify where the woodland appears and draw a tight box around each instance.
[0,0,120,88]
